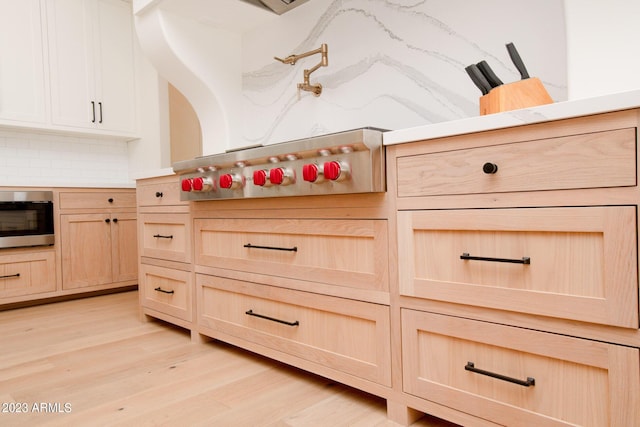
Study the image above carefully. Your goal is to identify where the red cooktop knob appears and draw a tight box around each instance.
[181,178,193,192]
[324,161,341,181]
[253,170,267,186]
[192,177,204,191]
[302,164,319,182]
[219,173,244,190]
[269,168,284,185]
[219,174,234,189]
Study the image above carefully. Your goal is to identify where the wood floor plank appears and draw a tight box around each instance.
[0,291,460,427]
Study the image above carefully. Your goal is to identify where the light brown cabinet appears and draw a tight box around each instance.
[59,189,137,291]
[387,108,640,426]
[0,187,137,308]
[398,206,637,328]
[139,264,191,322]
[135,109,640,426]
[61,212,137,289]
[137,175,193,331]
[198,274,391,386]
[194,217,388,293]
[0,251,56,299]
[402,310,639,427]
[189,196,393,399]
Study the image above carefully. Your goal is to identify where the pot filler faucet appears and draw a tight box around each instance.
[275,43,328,96]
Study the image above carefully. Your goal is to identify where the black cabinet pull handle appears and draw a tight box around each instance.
[105,218,111,223]
[245,309,299,326]
[153,234,173,239]
[155,192,163,198]
[98,102,103,123]
[154,287,174,294]
[461,252,530,265]
[91,101,96,123]
[482,162,498,174]
[465,362,535,387]
[0,273,20,279]
[112,218,118,223]
[108,198,114,203]
[244,243,297,252]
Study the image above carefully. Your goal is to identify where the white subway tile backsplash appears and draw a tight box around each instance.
[0,131,132,187]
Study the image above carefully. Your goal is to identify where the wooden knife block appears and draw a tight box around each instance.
[479,77,553,115]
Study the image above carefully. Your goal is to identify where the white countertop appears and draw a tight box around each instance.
[383,90,640,145]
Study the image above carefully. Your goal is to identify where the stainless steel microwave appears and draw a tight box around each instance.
[0,191,54,249]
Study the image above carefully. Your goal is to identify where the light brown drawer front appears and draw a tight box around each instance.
[197,274,391,386]
[396,128,636,197]
[137,179,185,207]
[195,218,388,292]
[0,252,56,298]
[139,213,191,263]
[398,206,638,328]
[59,191,136,209]
[402,309,640,427]
[141,265,191,321]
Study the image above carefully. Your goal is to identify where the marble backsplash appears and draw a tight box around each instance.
[241,0,567,147]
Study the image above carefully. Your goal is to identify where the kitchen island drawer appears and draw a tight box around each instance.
[140,264,192,321]
[139,213,191,263]
[398,206,638,328]
[197,274,391,386]
[59,191,136,210]
[402,309,640,427]
[137,175,186,207]
[194,218,388,292]
[0,251,55,298]
[396,128,636,197]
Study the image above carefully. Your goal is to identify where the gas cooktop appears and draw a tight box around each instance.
[172,128,386,201]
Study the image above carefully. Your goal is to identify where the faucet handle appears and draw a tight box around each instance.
[275,55,297,65]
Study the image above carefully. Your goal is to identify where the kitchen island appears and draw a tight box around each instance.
[138,90,640,426]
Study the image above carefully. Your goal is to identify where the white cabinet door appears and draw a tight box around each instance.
[47,0,94,129]
[0,0,48,124]
[94,0,137,133]
[46,0,136,134]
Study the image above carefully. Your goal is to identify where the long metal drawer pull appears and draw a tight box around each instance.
[244,243,298,252]
[245,309,300,326]
[154,287,174,294]
[460,252,530,264]
[153,234,174,239]
[0,273,20,279]
[465,362,535,387]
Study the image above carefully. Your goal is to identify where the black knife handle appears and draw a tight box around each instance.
[476,60,503,87]
[465,64,491,95]
[506,42,530,79]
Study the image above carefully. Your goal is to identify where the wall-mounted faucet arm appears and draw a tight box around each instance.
[275,44,328,97]
[274,44,327,66]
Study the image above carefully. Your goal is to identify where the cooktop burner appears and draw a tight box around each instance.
[172,128,386,201]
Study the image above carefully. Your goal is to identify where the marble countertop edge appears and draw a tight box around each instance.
[383,89,640,145]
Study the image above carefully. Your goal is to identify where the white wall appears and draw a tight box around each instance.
[127,35,171,178]
[564,0,640,99]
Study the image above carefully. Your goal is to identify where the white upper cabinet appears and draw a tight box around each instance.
[47,0,137,135]
[0,0,48,124]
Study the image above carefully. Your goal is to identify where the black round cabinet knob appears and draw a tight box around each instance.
[482,162,498,174]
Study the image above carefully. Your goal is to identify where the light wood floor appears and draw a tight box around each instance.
[0,291,459,427]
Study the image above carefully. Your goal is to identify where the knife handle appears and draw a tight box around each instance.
[465,64,491,95]
[506,42,530,79]
[476,60,503,87]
